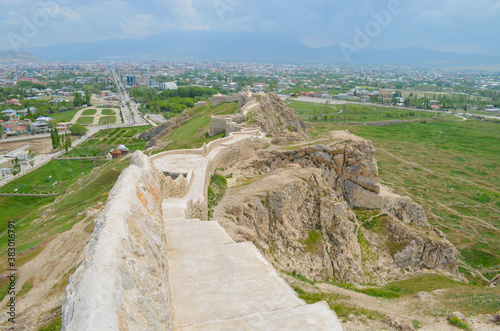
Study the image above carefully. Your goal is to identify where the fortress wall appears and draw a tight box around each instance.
[186,133,267,220]
[62,151,183,331]
[209,116,232,136]
[211,94,240,107]
[226,122,243,135]
[150,149,202,161]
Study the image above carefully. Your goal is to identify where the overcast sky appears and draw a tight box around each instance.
[1,0,499,54]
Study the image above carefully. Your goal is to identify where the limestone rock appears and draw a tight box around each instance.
[488,274,500,287]
[493,311,500,325]
[447,311,466,321]
[251,92,310,144]
[382,315,415,331]
[383,196,429,228]
[217,132,462,283]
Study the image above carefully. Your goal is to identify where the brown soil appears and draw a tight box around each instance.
[0,204,102,330]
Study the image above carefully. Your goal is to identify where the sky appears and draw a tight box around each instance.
[1,0,499,54]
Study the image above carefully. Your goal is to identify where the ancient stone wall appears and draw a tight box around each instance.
[62,151,190,331]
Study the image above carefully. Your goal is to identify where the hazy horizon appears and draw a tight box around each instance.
[1,0,499,57]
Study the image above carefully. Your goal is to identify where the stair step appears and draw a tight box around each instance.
[177,301,343,331]
[168,241,303,326]
[165,219,234,250]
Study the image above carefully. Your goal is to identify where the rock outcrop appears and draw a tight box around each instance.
[215,133,462,283]
[251,92,310,144]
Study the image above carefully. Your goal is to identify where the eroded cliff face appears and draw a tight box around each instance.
[216,134,462,284]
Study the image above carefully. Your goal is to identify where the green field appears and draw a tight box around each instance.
[0,159,105,195]
[66,126,150,157]
[101,109,116,116]
[288,101,456,123]
[98,116,116,125]
[82,108,97,116]
[50,109,81,122]
[310,119,500,279]
[76,116,94,125]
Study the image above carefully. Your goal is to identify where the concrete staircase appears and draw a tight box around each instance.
[163,206,343,330]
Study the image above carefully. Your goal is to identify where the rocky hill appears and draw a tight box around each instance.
[251,92,310,144]
[214,131,463,284]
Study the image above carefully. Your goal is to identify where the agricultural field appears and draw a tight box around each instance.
[65,126,150,157]
[288,101,456,123]
[309,118,500,281]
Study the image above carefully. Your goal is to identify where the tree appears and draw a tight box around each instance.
[70,124,88,136]
[50,129,57,149]
[64,133,72,151]
[28,149,35,168]
[73,91,83,107]
[11,157,21,176]
[85,92,91,105]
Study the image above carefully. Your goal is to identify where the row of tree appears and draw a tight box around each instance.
[50,128,73,152]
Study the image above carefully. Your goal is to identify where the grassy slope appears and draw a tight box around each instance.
[156,101,237,152]
[0,157,130,265]
[66,126,150,157]
[0,159,106,194]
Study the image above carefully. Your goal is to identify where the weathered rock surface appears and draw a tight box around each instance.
[382,315,415,331]
[251,92,310,144]
[216,135,462,283]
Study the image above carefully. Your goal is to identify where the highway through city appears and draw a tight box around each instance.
[111,68,152,126]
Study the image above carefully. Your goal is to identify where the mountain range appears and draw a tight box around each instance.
[17,31,500,67]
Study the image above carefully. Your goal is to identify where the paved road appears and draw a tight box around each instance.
[111,69,153,127]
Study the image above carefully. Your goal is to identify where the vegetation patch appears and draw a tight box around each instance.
[16,277,34,298]
[38,316,62,331]
[0,159,105,194]
[101,108,116,115]
[292,286,384,320]
[207,174,227,219]
[81,108,96,116]
[448,316,470,330]
[302,230,322,253]
[98,116,116,125]
[76,116,94,125]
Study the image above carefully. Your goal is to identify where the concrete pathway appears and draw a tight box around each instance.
[154,131,343,330]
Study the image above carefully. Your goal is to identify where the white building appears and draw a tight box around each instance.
[160,82,178,90]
